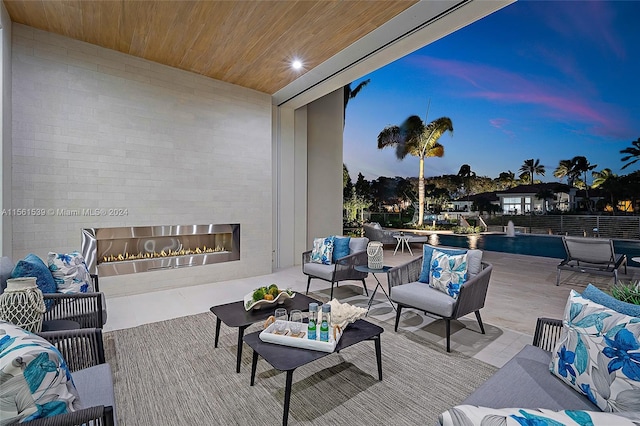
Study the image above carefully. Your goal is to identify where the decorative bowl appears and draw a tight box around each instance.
[244,290,295,311]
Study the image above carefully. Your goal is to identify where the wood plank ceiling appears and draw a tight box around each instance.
[3,0,418,94]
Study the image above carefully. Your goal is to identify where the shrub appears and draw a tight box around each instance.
[453,226,481,234]
[610,280,640,305]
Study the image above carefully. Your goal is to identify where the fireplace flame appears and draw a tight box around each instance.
[102,245,226,263]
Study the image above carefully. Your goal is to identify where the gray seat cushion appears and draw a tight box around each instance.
[303,263,334,281]
[462,345,597,411]
[73,363,117,420]
[390,281,456,317]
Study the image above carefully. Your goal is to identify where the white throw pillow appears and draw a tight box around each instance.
[310,237,335,265]
[439,405,640,426]
[429,249,468,299]
[0,322,80,423]
[549,290,640,412]
[47,251,93,293]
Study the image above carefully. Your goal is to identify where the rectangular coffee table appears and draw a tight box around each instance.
[243,319,383,426]
[210,292,319,373]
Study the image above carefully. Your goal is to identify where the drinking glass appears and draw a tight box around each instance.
[274,308,287,334]
[289,310,303,337]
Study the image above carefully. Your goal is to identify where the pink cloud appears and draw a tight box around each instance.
[408,55,631,139]
[489,118,507,128]
[489,118,515,139]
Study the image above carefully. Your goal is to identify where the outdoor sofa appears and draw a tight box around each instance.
[363,223,398,245]
[437,284,640,426]
[363,222,429,246]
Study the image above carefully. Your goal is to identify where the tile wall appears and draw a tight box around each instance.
[10,24,273,296]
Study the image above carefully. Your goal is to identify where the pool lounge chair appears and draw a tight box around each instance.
[556,236,627,286]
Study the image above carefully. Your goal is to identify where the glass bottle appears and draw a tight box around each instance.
[307,303,318,340]
[320,304,331,342]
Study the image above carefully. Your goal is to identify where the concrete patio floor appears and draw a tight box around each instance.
[104,245,640,367]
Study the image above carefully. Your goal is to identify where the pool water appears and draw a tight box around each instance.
[426,233,640,266]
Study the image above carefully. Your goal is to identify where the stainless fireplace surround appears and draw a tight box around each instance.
[82,224,240,277]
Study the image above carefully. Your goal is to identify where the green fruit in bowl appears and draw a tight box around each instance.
[268,286,280,297]
[252,288,266,302]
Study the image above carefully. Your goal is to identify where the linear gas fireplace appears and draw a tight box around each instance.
[82,224,240,277]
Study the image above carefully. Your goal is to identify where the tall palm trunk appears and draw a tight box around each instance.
[583,171,592,212]
[418,156,425,226]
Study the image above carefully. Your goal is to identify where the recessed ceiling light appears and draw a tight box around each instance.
[292,59,302,70]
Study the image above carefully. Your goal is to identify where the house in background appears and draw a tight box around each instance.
[495,183,573,214]
[451,191,500,213]
[0,1,514,297]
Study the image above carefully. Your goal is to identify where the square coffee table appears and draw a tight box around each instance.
[210,292,319,373]
[244,319,383,426]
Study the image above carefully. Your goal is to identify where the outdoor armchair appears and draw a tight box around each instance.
[32,328,115,426]
[2,256,107,331]
[42,291,106,330]
[302,237,370,300]
[388,254,493,352]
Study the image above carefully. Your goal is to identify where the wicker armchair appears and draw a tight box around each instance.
[41,274,106,330]
[302,237,370,300]
[42,292,105,329]
[532,317,564,351]
[388,255,493,352]
[30,328,115,426]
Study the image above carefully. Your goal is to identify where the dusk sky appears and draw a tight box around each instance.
[343,0,640,183]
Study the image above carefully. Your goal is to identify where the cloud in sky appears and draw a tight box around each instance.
[539,1,626,60]
[489,118,515,139]
[408,55,632,139]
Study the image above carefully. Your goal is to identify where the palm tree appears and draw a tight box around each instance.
[620,137,640,170]
[518,159,545,184]
[554,159,575,185]
[570,156,597,211]
[377,115,453,225]
[496,171,516,190]
[457,164,476,207]
[534,188,554,213]
[343,79,370,124]
[592,168,618,212]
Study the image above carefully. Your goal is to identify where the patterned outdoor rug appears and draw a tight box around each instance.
[309,284,505,358]
[104,311,496,425]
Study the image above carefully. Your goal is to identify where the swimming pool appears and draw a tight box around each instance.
[424,233,640,266]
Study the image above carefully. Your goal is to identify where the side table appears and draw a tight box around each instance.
[210,293,319,373]
[244,319,383,426]
[354,265,396,313]
[393,234,413,256]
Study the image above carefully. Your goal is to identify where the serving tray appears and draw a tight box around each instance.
[259,321,343,353]
[244,291,294,311]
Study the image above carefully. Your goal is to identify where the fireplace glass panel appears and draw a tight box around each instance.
[82,224,240,277]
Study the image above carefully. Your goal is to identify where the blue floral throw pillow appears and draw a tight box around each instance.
[550,290,640,412]
[418,245,467,283]
[438,405,640,426]
[429,250,468,299]
[47,252,93,294]
[310,237,335,265]
[0,321,80,423]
